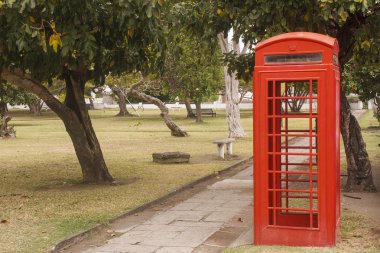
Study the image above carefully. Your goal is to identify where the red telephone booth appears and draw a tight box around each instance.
[253,32,340,246]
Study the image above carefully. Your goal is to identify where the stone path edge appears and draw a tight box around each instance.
[48,156,253,253]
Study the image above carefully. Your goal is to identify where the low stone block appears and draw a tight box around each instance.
[152,152,190,164]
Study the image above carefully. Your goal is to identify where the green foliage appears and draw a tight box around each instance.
[0,79,38,108]
[178,0,380,101]
[343,47,380,123]
[0,0,166,85]
[163,33,223,103]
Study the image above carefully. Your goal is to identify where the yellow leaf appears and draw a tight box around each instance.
[128,28,135,38]
[217,8,223,16]
[361,40,370,48]
[28,16,36,23]
[49,33,62,53]
[304,14,310,22]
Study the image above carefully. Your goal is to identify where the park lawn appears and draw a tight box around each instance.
[224,111,380,253]
[0,108,253,253]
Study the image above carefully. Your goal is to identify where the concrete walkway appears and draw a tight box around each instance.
[80,136,312,253]
[82,168,253,253]
[77,110,367,253]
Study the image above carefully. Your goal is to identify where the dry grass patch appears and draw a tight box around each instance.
[0,109,253,253]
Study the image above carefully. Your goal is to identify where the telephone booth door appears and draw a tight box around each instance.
[254,32,340,247]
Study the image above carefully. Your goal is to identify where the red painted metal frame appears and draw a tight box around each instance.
[253,32,340,247]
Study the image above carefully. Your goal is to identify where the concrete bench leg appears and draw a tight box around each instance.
[226,142,233,156]
[217,143,225,159]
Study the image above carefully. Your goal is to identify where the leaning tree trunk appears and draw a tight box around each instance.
[112,86,133,117]
[184,96,196,118]
[63,72,114,183]
[341,90,377,192]
[127,84,187,137]
[333,17,377,192]
[218,33,245,138]
[1,67,114,183]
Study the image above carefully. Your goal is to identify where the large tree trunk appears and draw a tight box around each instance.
[340,90,377,192]
[218,33,245,138]
[127,82,187,137]
[63,72,114,183]
[112,86,133,117]
[1,67,114,183]
[195,101,203,123]
[184,96,195,118]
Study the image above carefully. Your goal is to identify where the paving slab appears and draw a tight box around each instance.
[79,165,253,253]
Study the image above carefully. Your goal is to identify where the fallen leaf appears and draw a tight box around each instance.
[1,220,8,224]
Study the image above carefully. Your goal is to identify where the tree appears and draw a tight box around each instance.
[210,0,379,192]
[105,75,134,117]
[0,0,165,183]
[169,1,246,133]
[107,73,188,136]
[218,33,249,137]
[162,34,223,123]
[0,79,47,115]
[126,73,188,136]
[26,95,44,115]
[343,41,380,124]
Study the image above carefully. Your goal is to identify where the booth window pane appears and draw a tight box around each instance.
[266,79,319,229]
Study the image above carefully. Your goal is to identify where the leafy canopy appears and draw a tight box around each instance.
[0,0,166,84]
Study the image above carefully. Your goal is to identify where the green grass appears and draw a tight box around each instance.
[0,108,253,253]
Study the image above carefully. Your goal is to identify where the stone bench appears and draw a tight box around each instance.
[152,152,190,164]
[213,138,234,159]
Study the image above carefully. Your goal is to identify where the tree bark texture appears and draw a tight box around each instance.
[184,97,196,118]
[218,33,245,138]
[333,13,377,192]
[340,90,376,191]
[112,86,133,117]
[63,72,114,183]
[1,67,114,183]
[195,101,203,123]
[127,82,187,137]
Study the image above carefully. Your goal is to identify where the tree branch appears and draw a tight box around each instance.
[217,33,229,53]
[129,72,145,90]
[0,67,69,118]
